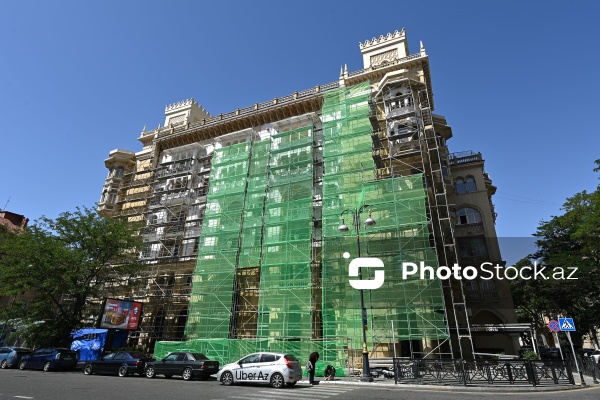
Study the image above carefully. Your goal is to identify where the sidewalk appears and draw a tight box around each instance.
[297,373,597,393]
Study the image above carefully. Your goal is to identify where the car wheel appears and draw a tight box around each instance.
[83,364,93,375]
[270,372,284,389]
[1,360,7,369]
[145,366,156,379]
[43,362,52,372]
[19,360,27,370]
[182,367,193,381]
[286,381,297,387]
[118,365,128,377]
[220,371,234,386]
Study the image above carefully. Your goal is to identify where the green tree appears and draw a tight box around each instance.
[511,160,600,346]
[0,206,143,347]
[510,257,557,345]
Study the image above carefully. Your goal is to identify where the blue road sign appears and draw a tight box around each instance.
[558,318,576,332]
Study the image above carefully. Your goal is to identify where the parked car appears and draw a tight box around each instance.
[538,346,562,360]
[216,352,302,388]
[19,347,78,371]
[145,352,219,381]
[0,347,32,369]
[577,348,596,358]
[83,351,154,377]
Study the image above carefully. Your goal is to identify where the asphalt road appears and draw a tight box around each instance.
[1,368,600,400]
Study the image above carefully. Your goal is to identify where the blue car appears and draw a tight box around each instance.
[0,347,32,369]
[19,347,78,371]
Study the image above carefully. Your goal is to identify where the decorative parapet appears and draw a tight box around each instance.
[165,98,195,112]
[151,50,427,144]
[359,29,410,69]
[359,28,406,50]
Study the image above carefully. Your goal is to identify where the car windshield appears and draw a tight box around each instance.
[102,353,116,360]
[190,353,208,361]
[284,354,298,361]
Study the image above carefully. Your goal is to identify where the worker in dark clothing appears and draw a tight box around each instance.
[308,351,319,385]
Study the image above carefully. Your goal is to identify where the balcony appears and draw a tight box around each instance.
[163,191,194,206]
[386,104,415,120]
[448,151,482,166]
[465,290,499,302]
[454,222,485,235]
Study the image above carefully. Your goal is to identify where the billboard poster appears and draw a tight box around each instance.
[98,298,143,330]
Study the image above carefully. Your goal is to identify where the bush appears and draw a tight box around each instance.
[521,351,539,360]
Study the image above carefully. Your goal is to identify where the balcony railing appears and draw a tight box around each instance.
[449,151,482,165]
[465,290,499,302]
[454,222,484,235]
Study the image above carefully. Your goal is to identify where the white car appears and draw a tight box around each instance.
[217,352,302,388]
[591,350,600,364]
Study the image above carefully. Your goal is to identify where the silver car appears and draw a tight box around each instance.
[217,352,302,388]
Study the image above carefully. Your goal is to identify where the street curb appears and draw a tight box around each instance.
[297,379,591,393]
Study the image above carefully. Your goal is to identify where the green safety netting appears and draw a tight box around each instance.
[172,81,447,372]
[321,81,448,356]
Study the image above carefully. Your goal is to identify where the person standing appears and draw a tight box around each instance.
[308,351,319,385]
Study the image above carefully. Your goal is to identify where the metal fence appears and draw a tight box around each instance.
[564,353,600,384]
[393,358,575,386]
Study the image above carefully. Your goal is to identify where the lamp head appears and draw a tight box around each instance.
[364,211,376,227]
[338,223,349,232]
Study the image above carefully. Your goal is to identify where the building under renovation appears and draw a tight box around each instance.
[97,28,519,368]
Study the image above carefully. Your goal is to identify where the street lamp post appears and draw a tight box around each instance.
[339,205,375,383]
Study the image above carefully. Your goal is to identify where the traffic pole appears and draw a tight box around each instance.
[567,331,586,386]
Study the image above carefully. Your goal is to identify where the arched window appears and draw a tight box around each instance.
[465,176,477,192]
[455,178,466,194]
[457,207,482,225]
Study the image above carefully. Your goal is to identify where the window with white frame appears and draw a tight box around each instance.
[457,207,482,225]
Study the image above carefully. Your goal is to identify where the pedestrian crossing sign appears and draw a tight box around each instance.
[558,317,576,332]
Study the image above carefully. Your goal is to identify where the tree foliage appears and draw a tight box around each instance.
[0,206,143,347]
[511,160,600,345]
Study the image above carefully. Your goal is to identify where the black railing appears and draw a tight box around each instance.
[392,358,575,386]
[448,151,482,165]
[564,353,600,384]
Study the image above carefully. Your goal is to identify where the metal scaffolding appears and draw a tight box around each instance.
[97,46,475,363]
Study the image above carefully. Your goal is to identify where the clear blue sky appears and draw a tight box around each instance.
[1,1,598,264]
